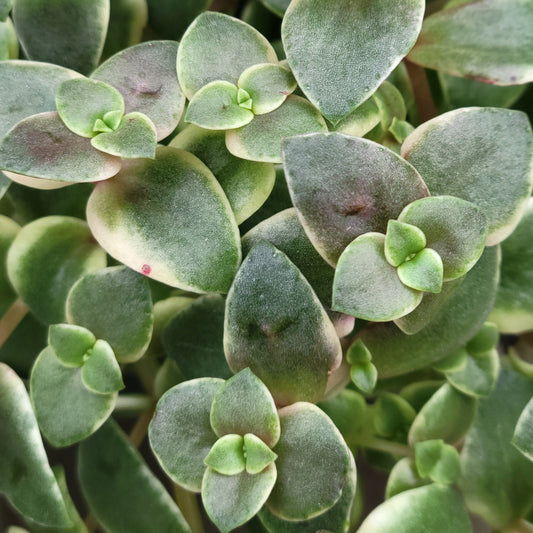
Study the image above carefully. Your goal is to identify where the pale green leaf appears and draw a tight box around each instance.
[415,440,461,484]
[0,214,19,317]
[385,220,427,268]
[397,248,443,294]
[204,434,246,476]
[244,433,277,475]
[385,458,428,500]
[513,397,533,462]
[48,324,96,367]
[0,17,18,60]
[81,340,124,394]
[333,98,381,138]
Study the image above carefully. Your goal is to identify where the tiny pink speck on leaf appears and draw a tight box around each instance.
[141,264,151,275]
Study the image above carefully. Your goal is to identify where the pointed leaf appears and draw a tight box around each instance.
[92,41,185,141]
[7,216,106,324]
[79,420,192,533]
[149,378,224,492]
[385,220,426,267]
[282,133,428,266]
[238,63,297,115]
[402,108,533,245]
[513,397,533,462]
[0,363,72,528]
[244,433,277,475]
[185,81,254,130]
[204,434,246,476]
[266,403,352,520]
[0,112,122,183]
[333,233,423,321]
[226,95,327,163]
[177,11,277,99]
[350,361,378,395]
[56,78,125,138]
[12,0,109,74]
[210,368,280,447]
[408,0,533,85]
[399,196,487,281]
[171,125,275,224]
[281,0,424,124]
[202,464,277,533]
[397,248,443,294]
[30,347,116,447]
[224,241,342,405]
[415,440,461,484]
[81,340,124,394]
[86,146,241,293]
[48,324,96,367]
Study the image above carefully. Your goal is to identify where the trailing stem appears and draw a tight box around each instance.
[0,299,29,349]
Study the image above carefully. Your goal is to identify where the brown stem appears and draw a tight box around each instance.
[0,299,28,349]
[174,485,205,533]
[504,520,533,533]
[128,406,155,448]
[405,60,438,123]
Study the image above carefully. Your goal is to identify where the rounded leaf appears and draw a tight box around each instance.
[385,220,426,268]
[204,434,246,476]
[414,440,461,485]
[86,146,241,293]
[48,324,96,367]
[81,340,124,394]
[334,98,381,138]
[513,397,533,462]
[244,433,277,475]
[385,458,428,500]
[350,361,378,396]
[397,248,443,294]
[0,215,19,317]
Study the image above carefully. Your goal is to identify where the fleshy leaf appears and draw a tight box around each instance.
[149,378,224,492]
[7,216,106,324]
[267,403,352,520]
[244,433,277,475]
[238,63,297,115]
[177,11,277,100]
[372,81,407,130]
[350,361,378,395]
[224,241,342,405]
[81,340,124,394]
[79,420,193,533]
[226,95,327,163]
[334,98,381,137]
[465,322,499,356]
[398,196,487,281]
[397,248,444,294]
[402,108,533,245]
[259,0,289,17]
[432,348,468,373]
[0,215,19,317]
[513,397,533,462]
[170,125,275,224]
[385,220,427,267]
[281,0,424,124]
[373,393,416,441]
[0,17,17,60]
[460,369,533,528]
[333,233,423,321]
[0,363,72,528]
[91,112,157,159]
[86,146,241,293]
[48,324,96,367]
[185,81,254,130]
[56,78,125,138]
[415,440,461,484]
[92,41,185,141]
[347,339,372,365]
[30,347,116,447]
[389,118,415,144]
[0,0,11,20]
[0,112,122,183]
[204,434,246,476]
[408,0,533,85]
[12,0,109,74]
[385,458,429,499]
[202,464,277,533]
[210,368,280,447]
[282,132,428,266]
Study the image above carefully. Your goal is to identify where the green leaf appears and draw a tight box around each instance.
[149,378,224,492]
[30,347,116,447]
[357,484,472,533]
[385,458,428,499]
[400,381,443,412]
[0,363,72,528]
[444,349,500,398]
[397,248,443,294]
[170,125,275,224]
[48,324,96,367]
[12,0,109,74]
[238,63,297,115]
[177,11,277,100]
[373,392,416,441]
[281,0,424,124]
[333,233,423,321]
[244,433,277,474]
[259,0,289,17]
[0,112,122,183]
[185,81,254,130]
[350,362,378,395]
[402,108,533,245]
[0,215,19,317]
[56,78,125,138]
[465,322,499,355]
[7,216,106,324]
[86,146,241,293]
[333,98,381,137]
[409,383,477,445]
[204,434,246,475]
[226,95,327,163]
[0,17,18,60]
[79,420,192,533]
[513,397,533,462]
[491,198,533,333]
[92,41,185,141]
[66,266,153,364]
[282,132,428,266]
[0,0,12,20]
[347,339,372,365]
[460,369,533,528]
[81,340,124,394]
[385,220,427,268]
[389,118,415,144]
[415,440,461,484]
[432,348,468,373]
[373,81,407,129]
[210,368,281,447]
[408,0,533,85]
[202,464,277,533]
[359,246,500,377]
[224,241,342,405]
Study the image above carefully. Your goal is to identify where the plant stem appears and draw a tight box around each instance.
[133,354,159,397]
[405,60,438,123]
[174,485,205,533]
[114,394,153,416]
[504,520,533,533]
[0,299,28,349]
[128,406,155,448]
[84,513,99,533]
[351,436,414,458]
